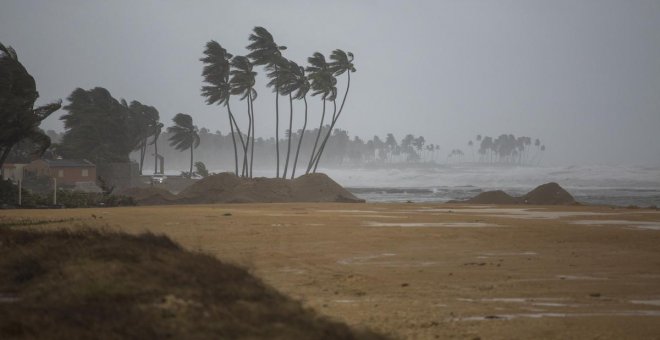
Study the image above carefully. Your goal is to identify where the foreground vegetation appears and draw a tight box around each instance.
[0,227,386,339]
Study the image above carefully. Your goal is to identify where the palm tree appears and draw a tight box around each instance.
[311,49,355,172]
[246,27,286,178]
[305,52,337,173]
[0,43,61,171]
[229,56,257,177]
[167,113,200,177]
[275,59,311,178]
[201,40,247,176]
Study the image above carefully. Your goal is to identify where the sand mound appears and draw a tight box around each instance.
[521,182,576,205]
[176,172,363,204]
[465,190,520,204]
[456,182,577,205]
[118,187,178,205]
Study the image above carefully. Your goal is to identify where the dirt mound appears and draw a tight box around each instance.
[455,182,577,205]
[465,190,520,204]
[521,182,576,205]
[118,187,178,205]
[176,172,364,204]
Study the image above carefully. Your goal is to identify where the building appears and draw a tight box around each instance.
[1,163,28,182]
[25,159,97,186]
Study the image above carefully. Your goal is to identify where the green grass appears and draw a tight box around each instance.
[0,227,388,339]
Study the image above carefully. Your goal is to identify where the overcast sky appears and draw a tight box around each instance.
[2,0,659,166]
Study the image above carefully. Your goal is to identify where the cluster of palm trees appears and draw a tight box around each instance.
[468,134,546,165]
[201,27,355,179]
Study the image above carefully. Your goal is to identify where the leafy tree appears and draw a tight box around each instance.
[128,100,160,174]
[167,113,200,177]
[59,87,148,164]
[247,27,286,178]
[194,161,209,178]
[0,43,61,171]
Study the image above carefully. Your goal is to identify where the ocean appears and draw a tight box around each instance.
[313,165,660,207]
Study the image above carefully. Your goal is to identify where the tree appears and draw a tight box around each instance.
[229,56,258,177]
[201,41,246,177]
[194,161,209,178]
[128,100,159,174]
[167,113,200,177]
[247,27,286,178]
[310,49,355,172]
[0,43,61,171]
[276,59,310,178]
[305,52,337,173]
[60,87,143,164]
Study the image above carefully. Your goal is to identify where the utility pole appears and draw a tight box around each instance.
[53,177,57,205]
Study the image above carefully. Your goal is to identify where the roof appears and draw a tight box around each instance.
[40,159,95,168]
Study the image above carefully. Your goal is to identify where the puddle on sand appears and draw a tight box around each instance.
[337,253,436,267]
[571,220,660,230]
[456,310,660,321]
[422,207,614,220]
[630,299,660,306]
[363,221,498,228]
[337,253,397,265]
[557,275,609,281]
[316,210,382,214]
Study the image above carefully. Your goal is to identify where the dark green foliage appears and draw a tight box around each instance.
[194,161,209,178]
[0,43,61,169]
[59,87,156,164]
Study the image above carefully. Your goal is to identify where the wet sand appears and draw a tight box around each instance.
[3,203,660,339]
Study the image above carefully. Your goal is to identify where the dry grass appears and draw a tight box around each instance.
[0,227,387,339]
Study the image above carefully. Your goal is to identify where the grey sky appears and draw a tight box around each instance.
[2,0,659,165]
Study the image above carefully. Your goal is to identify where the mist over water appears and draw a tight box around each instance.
[312,165,660,207]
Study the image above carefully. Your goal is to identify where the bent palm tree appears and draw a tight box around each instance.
[201,41,246,176]
[305,52,337,174]
[278,61,311,179]
[229,56,258,177]
[167,113,200,177]
[312,49,355,172]
[247,27,286,178]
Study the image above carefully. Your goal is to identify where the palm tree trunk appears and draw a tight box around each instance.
[189,143,194,177]
[0,146,12,176]
[153,135,159,174]
[291,96,307,179]
[306,100,326,174]
[244,98,252,178]
[226,107,239,176]
[275,66,280,178]
[249,91,255,178]
[312,71,351,172]
[139,141,146,174]
[311,100,337,173]
[283,94,293,178]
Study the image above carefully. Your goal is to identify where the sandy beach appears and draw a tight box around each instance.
[3,203,660,339]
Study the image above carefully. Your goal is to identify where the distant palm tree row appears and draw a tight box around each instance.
[201,27,356,179]
[468,134,546,165]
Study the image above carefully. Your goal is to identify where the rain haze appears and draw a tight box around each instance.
[2,0,660,166]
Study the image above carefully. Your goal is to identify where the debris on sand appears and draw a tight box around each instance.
[117,187,178,205]
[455,182,577,205]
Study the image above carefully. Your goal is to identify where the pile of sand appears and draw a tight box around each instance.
[117,187,178,205]
[129,173,364,205]
[521,182,576,205]
[456,182,576,205]
[464,190,520,204]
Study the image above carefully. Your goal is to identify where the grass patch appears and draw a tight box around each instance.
[0,227,387,339]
